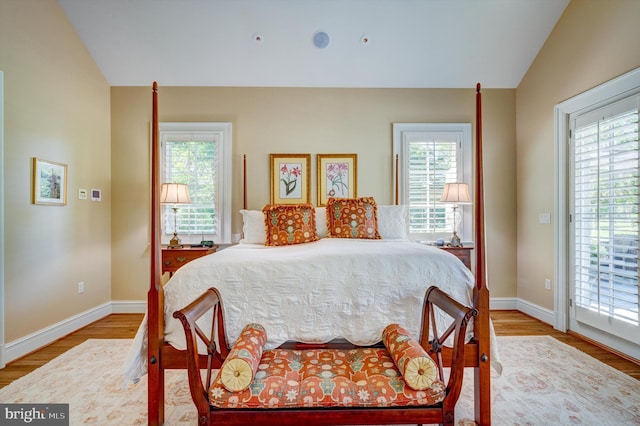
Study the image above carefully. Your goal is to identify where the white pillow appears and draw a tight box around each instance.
[239,210,266,244]
[315,207,328,238]
[377,205,409,240]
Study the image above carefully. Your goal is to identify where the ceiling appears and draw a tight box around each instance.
[58,0,570,89]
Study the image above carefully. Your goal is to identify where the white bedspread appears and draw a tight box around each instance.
[123,239,500,383]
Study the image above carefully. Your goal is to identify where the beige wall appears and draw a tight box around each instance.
[0,0,523,346]
[516,0,640,310]
[0,0,635,347]
[0,0,111,341]
[111,87,517,301]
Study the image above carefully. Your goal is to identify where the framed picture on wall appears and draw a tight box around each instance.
[32,157,68,206]
[270,153,311,204]
[317,154,357,206]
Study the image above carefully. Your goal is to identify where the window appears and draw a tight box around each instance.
[393,123,472,242]
[570,93,639,344]
[160,122,232,244]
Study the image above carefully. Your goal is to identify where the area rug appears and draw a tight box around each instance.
[0,336,638,425]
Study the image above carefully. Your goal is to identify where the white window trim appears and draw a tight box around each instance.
[393,122,472,242]
[554,66,640,360]
[159,122,232,244]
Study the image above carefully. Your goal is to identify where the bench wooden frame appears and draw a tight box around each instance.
[147,83,492,425]
[173,286,477,426]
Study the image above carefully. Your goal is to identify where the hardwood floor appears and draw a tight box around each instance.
[0,314,144,388]
[0,310,638,389]
[490,310,640,380]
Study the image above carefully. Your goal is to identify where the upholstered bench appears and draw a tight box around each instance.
[211,323,444,409]
[173,286,476,426]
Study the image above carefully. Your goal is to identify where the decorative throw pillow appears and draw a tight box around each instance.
[239,210,266,244]
[219,323,267,392]
[382,323,438,391]
[377,205,409,240]
[326,197,381,239]
[262,203,319,246]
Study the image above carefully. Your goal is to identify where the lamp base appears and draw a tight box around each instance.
[169,234,182,248]
[448,231,463,247]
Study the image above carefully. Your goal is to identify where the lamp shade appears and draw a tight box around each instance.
[439,183,471,204]
[160,183,191,204]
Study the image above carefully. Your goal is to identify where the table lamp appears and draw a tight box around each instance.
[439,182,471,247]
[160,183,191,247]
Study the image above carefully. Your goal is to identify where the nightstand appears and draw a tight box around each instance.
[162,245,218,276]
[438,246,473,270]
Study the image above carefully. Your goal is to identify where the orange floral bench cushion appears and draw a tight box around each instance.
[209,347,446,409]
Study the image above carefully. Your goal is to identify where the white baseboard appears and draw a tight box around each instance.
[489,297,518,310]
[1,297,554,365]
[111,300,146,314]
[2,300,147,365]
[490,296,554,326]
[514,298,555,325]
[4,302,111,364]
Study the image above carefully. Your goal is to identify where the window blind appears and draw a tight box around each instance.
[163,133,217,239]
[393,123,471,242]
[407,138,457,234]
[572,95,640,343]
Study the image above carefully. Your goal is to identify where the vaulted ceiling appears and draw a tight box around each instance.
[58,0,569,88]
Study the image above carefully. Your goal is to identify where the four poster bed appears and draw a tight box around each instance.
[128,82,494,425]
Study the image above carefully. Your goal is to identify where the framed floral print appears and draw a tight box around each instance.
[317,154,357,206]
[32,157,68,206]
[270,153,311,204]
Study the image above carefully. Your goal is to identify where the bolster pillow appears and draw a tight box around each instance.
[382,323,437,390]
[219,323,267,392]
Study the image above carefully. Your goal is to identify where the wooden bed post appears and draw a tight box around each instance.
[145,82,492,426]
[148,82,164,426]
[474,83,491,426]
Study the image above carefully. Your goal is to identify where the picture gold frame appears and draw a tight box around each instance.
[270,153,311,204]
[32,157,68,206]
[317,154,357,206]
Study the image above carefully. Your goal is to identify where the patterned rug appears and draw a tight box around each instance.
[0,336,638,425]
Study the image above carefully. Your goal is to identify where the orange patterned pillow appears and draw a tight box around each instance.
[262,203,319,246]
[219,323,267,392]
[326,197,381,239]
[383,324,438,391]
